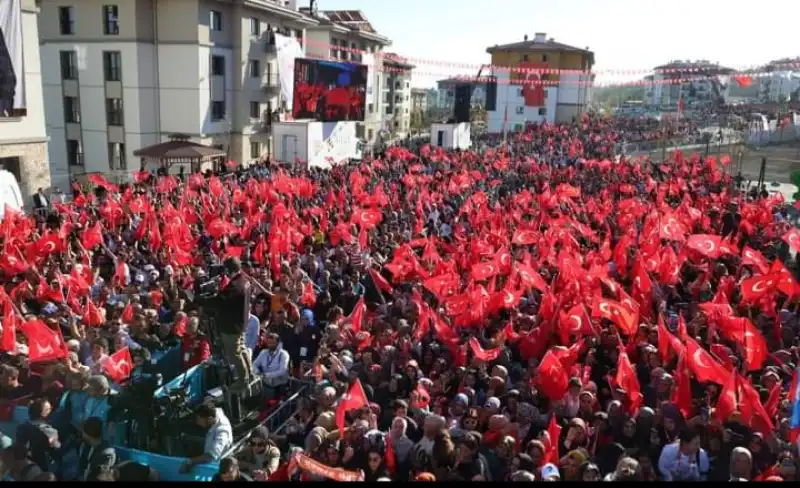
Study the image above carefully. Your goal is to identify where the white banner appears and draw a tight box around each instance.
[362,53,375,98]
[0,0,24,114]
[274,33,303,112]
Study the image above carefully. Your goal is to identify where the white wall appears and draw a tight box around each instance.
[42,41,163,175]
[557,73,592,106]
[430,123,471,150]
[487,71,557,133]
[1,9,47,144]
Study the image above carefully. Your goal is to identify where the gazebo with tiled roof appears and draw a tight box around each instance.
[133,133,226,173]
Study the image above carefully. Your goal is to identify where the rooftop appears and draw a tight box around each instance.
[383,52,415,69]
[653,60,734,74]
[300,8,391,44]
[486,33,593,55]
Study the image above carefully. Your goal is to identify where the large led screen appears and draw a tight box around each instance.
[291,58,367,122]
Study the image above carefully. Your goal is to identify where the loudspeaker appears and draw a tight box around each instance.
[454,84,471,123]
[485,77,497,111]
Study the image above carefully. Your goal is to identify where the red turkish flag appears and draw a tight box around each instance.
[20,320,68,363]
[368,268,394,295]
[340,297,366,334]
[105,347,133,383]
[536,349,569,401]
[468,337,501,362]
[592,297,639,336]
[614,351,642,415]
[686,234,723,259]
[300,280,317,307]
[558,303,594,344]
[671,351,693,419]
[740,273,782,303]
[83,300,105,327]
[781,228,800,252]
[542,414,562,465]
[471,260,500,282]
[741,246,770,274]
[716,316,768,371]
[335,379,369,435]
[685,338,728,385]
[80,222,104,250]
[0,249,28,277]
[0,306,17,354]
[659,214,688,242]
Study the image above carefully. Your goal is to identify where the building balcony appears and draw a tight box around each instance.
[262,73,279,93]
[253,110,280,132]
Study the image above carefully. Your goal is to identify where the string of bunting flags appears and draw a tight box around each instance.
[297,37,799,76]
[303,52,780,88]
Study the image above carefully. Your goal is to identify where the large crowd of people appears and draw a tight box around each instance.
[1,113,800,482]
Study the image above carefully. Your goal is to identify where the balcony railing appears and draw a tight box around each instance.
[262,73,279,91]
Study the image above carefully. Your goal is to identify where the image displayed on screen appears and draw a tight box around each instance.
[0,0,25,116]
[292,58,368,122]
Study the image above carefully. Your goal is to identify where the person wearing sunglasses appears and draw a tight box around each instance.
[236,426,280,478]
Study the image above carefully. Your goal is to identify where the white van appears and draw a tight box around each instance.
[0,169,24,220]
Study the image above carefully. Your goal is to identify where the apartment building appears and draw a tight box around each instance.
[410,88,429,113]
[486,33,594,131]
[757,58,800,103]
[646,60,734,109]
[381,53,413,140]
[0,0,51,203]
[302,9,391,145]
[39,0,319,187]
[435,78,487,110]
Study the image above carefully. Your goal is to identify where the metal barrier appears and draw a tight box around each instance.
[220,377,315,459]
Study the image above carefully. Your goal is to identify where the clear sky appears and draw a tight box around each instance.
[315,0,799,88]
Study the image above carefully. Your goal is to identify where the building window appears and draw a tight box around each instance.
[103,51,122,81]
[106,98,124,125]
[63,96,80,123]
[102,5,119,35]
[247,60,260,77]
[538,107,547,116]
[250,142,260,159]
[108,142,126,170]
[522,54,528,62]
[249,18,260,36]
[59,7,75,35]
[541,74,550,81]
[211,55,225,76]
[515,106,524,115]
[60,51,77,80]
[542,54,548,62]
[367,129,373,140]
[368,103,373,114]
[249,101,259,118]
[210,10,222,31]
[66,140,83,166]
[211,101,226,121]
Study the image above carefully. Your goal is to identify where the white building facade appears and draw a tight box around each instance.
[487,70,592,133]
[758,71,800,103]
[39,1,399,187]
[0,0,50,202]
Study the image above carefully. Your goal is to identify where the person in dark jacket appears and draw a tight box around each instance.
[15,398,60,472]
[212,457,252,481]
[77,417,116,481]
[213,258,254,386]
